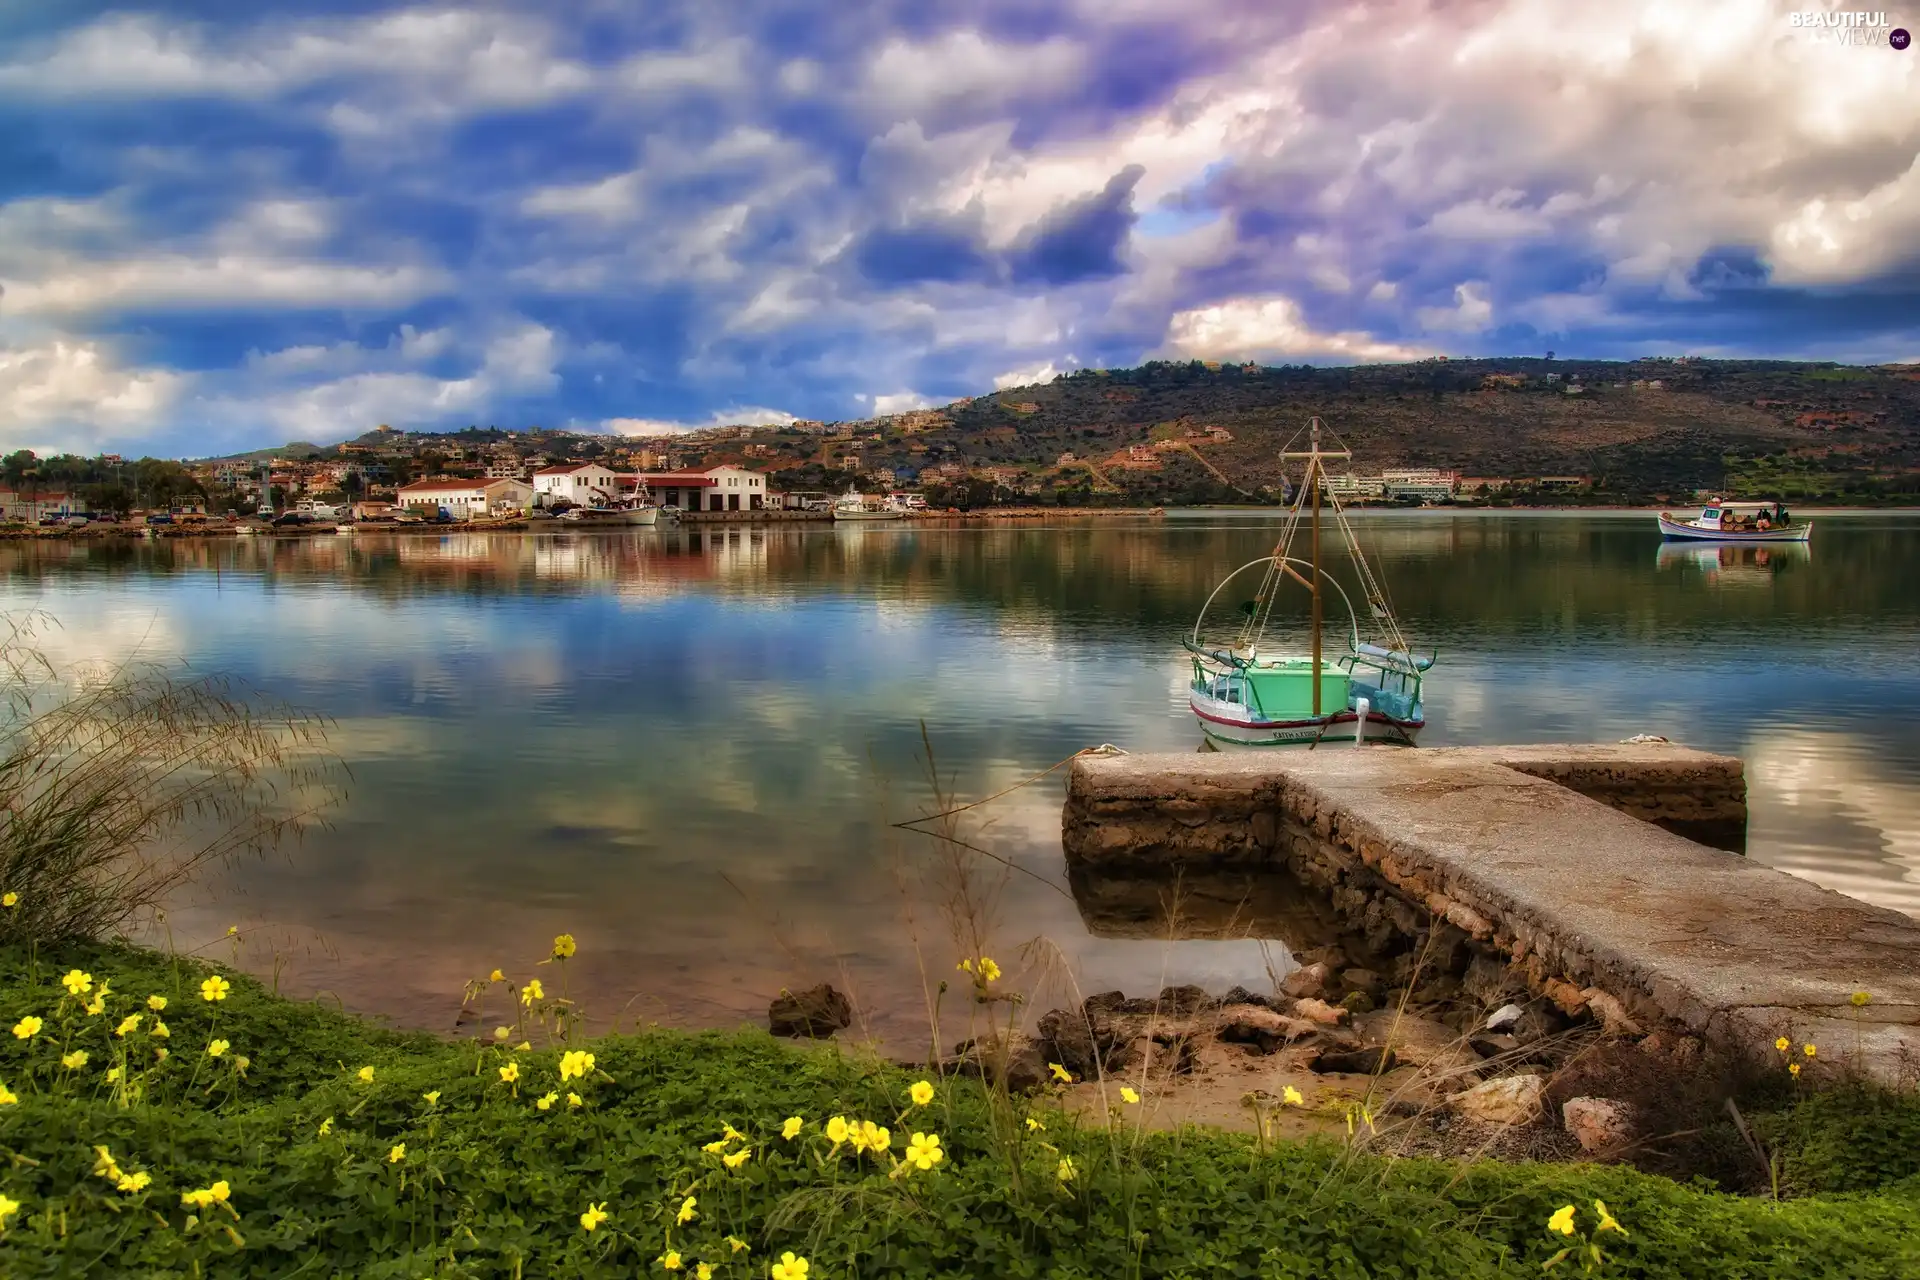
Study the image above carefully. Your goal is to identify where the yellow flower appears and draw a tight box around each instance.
[150,1020,170,1039]
[1851,990,1872,1008]
[957,958,973,973]
[697,1265,713,1280]
[422,1090,441,1107]
[181,1187,219,1209]
[1119,1086,1140,1105]
[1547,1204,1577,1236]
[206,1039,229,1058]
[61,969,94,996]
[115,1013,142,1037]
[515,1041,531,1052]
[1803,1043,1817,1058]
[357,1066,375,1083]
[905,1132,944,1171]
[723,1147,753,1169]
[559,1049,596,1081]
[909,1080,935,1107]
[0,1193,17,1228]
[1056,1156,1077,1183]
[499,1062,520,1083]
[660,1251,683,1271]
[723,1122,747,1143]
[200,976,231,1003]
[213,1180,232,1203]
[726,1236,749,1254]
[567,1092,583,1109]
[147,995,168,1011]
[522,978,544,1005]
[489,969,505,983]
[1025,1116,1044,1132]
[1283,1085,1305,1107]
[388,1144,406,1164]
[860,1121,890,1154]
[0,1085,15,1106]
[1,891,15,907]
[61,1050,89,1070]
[979,957,1002,983]
[552,934,577,960]
[770,1252,809,1280]
[1774,1036,1790,1053]
[677,1195,698,1224]
[782,1115,805,1140]
[84,994,105,1017]
[233,1055,250,1075]
[1049,1063,1073,1084]
[319,1117,334,1136]
[825,1115,850,1144]
[1790,1062,1802,1077]
[580,1201,609,1232]
[153,1047,168,1062]
[493,1027,510,1041]
[93,1146,122,1179]
[12,1015,41,1040]
[536,1092,558,1110]
[1593,1200,1627,1236]
[116,1171,151,1193]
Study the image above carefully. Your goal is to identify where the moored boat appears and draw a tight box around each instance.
[830,486,906,521]
[1656,500,1811,543]
[1184,417,1433,748]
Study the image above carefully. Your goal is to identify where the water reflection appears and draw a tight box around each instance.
[1655,541,1812,583]
[1,513,1915,1043]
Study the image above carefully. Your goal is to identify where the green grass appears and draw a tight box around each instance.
[0,943,1916,1277]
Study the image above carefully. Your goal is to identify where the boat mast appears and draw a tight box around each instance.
[1309,419,1322,714]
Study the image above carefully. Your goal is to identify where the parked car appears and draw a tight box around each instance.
[62,515,91,527]
[271,513,312,527]
[145,513,174,526]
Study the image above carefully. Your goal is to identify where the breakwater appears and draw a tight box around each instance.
[1063,743,1920,1084]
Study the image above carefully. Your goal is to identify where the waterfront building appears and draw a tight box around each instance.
[531,462,622,507]
[396,477,533,518]
[639,465,769,512]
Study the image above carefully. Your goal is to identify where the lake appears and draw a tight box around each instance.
[5,511,1917,1046]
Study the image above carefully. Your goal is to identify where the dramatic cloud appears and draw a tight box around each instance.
[0,1,1914,457]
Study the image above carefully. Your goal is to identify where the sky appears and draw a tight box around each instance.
[0,1,1916,459]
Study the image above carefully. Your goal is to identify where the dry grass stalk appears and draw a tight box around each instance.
[0,610,345,944]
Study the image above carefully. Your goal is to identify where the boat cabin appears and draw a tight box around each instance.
[1692,501,1792,533]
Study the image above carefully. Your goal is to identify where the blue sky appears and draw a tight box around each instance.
[1,1,1916,458]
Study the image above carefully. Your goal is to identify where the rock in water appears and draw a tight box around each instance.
[768,984,852,1038]
[1562,1096,1636,1153]
[1449,1074,1544,1125]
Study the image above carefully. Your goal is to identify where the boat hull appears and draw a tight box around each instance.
[1189,691,1422,747]
[565,507,659,526]
[1656,514,1811,543]
[831,508,904,521]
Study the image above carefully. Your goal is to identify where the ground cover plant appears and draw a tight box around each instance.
[0,941,1915,1278]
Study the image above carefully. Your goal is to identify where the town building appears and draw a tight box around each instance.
[531,462,622,507]
[638,465,769,512]
[395,478,533,519]
[0,490,79,521]
[1382,468,1459,501]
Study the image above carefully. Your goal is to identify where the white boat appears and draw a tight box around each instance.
[560,504,658,526]
[830,486,906,521]
[1656,500,1811,543]
[1185,417,1432,748]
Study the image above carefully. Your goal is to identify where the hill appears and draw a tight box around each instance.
[823,357,1920,505]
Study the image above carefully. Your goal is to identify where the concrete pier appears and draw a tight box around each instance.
[1063,743,1920,1085]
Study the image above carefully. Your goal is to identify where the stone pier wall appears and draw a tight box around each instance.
[1063,745,1920,1083]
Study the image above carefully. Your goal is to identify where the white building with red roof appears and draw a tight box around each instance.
[531,462,622,507]
[640,465,767,513]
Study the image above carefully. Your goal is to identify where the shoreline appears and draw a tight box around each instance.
[6,501,1917,541]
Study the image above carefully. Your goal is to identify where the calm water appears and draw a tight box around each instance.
[6,512,1917,1043]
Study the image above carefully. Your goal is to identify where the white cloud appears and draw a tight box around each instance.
[1,257,447,317]
[1415,282,1494,334]
[0,336,186,452]
[871,391,935,414]
[603,405,797,436]
[862,31,1085,119]
[991,363,1066,390]
[1160,296,1432,363]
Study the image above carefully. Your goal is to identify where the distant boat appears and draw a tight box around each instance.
[830,486,906,521]
[561,504,658,526]
[1657,500,1811,543]
[1184,416,1433,747]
